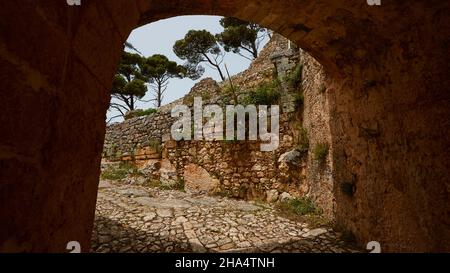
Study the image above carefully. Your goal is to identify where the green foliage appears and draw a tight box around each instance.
[306,214,331,228]
[173,179,185,191]
[221,84,241,105]
[124,108,157,120]
[173,30,225,81]
[148,137,162,154]
[183,94,195,106]
[123,78,147,97]
[110,51,148,116]
[293,92,304,108]
[296,127,309,152]
[141,108,157,116]
[142,54,185,80]
[149,178,185,192]
[100,167,128,181]
[279,197,320,216]
[140,54,190,107]
[173,30,218,62]
[276,197,329,228]
[314,143,329,161]
[216,17,267,60]
[241,80,280,105]
[285,64,303,88]
[201,92,212,101]
[116,52,145,80]
[223,83,243,94]
[100,162,139,180]
[110,52,193,117]
[145,178,162,188]
[112,52,147,100]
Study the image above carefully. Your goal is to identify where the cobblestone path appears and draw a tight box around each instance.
[91,180,360,253]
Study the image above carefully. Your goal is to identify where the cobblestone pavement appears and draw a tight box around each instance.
[91,180,361,253]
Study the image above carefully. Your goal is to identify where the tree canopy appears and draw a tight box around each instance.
[216,17,267,60]
[110,52,148,118]
[109,18,271,122]
[141,54,188,107]
[109,51,197,121]
[173,30,226,81]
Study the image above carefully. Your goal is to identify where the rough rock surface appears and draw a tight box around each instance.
[104,35,311,208]
[91,180,360,253]
[1,0,448,252]
[183,164,220,193]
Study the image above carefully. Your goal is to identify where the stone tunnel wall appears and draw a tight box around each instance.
[2,0,448,253]
[301,51,335,218]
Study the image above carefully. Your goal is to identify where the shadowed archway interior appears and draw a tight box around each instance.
[0,0,448,252]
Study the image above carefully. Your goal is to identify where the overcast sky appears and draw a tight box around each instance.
[107,15,268,123]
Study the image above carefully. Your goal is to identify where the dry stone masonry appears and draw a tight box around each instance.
[102,35,335,219]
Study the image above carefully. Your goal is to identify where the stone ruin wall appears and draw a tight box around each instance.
[102,35,288,161]
[162,110,305,202]
[102,35,335,218]
[103,111,170,162]
[301,51,335,217]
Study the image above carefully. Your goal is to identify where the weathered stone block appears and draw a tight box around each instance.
[183,164,220,193]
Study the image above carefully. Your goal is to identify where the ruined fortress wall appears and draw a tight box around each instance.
[103,110,172,161]
[103,80,309,203]
[163,111,306,201]
[103,35,288,162]
[102,36,334,216]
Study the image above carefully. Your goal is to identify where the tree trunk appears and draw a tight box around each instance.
[216,65,226,81]
[157,83,162,107]
[251,41,258,59]
[130,95,135,111]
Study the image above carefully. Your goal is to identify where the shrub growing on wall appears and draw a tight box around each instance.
[296,127,309,152]
[279,197,320,215]
[313,142,329,161]
[124,108,157,120]
[286,64,303,88]
[293,92,304,109]
[241,80,280,105]
[148,137,162,154]
[100,162,140,180]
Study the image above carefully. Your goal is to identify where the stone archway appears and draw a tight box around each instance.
[0,0,448,252]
